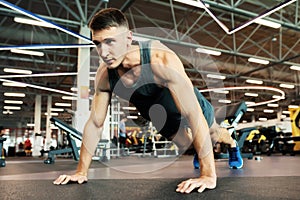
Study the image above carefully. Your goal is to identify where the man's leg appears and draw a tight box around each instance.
[209,120,243,169]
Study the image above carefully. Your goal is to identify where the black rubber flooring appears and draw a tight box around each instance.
[0,177,299,200]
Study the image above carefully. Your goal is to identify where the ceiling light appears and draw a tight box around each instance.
[196,48,221,56]
[3,68,32,74]
[267,103,279,107]
[122,106,137,110]
[127,116,138,119]
[2,82,27,87]
[213,90,229,94]
[281,115,287,119]
[259,117,268,121]
[55,103,72,107]
[264,109,274,113]
[218,99,231,104]
[288,105,299,109]
[248,57,270,65]
[50,108,64,112]
[27,123,35,127]
[70,87,78,92]
[4,100,23,104]
[10,49,44,56]
[44,112,59,116]
[245,92,258,97]
[3,110,13,115]
[246,79,263,84]
[14,17,55,28]
[4,92,25,97]
[290,65,300,71]
[279,83,294,89]
[254,18,281,29]
[206,74,226,79]
[4,106,21,110]
[62,96,77,100]
[247,108,255,112]
[282,111,290,114]
[174,0,210,9]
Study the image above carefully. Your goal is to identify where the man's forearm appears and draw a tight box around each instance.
[199,151,216,178]
[76,142,93,175]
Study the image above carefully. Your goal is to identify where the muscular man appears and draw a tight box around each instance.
[53,8,243,193]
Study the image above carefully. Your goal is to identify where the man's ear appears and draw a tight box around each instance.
[127,30,133,46]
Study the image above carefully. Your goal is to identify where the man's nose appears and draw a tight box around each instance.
[99,44,109,58]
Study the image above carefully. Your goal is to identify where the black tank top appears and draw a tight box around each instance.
[107,41,183,134]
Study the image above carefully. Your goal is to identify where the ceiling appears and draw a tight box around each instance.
[0,0,300,129]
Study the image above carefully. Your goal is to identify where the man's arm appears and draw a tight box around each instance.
[150,42,216,193]
[53,66,111,185]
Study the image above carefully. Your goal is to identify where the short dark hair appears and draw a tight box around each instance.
[89,8,129,31]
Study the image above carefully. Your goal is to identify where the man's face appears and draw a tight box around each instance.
[92,26,132,68]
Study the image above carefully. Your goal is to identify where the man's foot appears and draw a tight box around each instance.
[228,140,243,169]
[193,154,199,169]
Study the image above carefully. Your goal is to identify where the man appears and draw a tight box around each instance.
[53,8,243,193]
[118,115,127,149]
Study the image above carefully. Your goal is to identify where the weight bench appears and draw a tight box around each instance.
[214,101,253,159]
[0,137,6,167]
[44,117,82,164]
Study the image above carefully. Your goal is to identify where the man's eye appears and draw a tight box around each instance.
[93,41,100,46]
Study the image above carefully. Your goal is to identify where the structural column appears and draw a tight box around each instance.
[45,95,52,151]
[75,25,90,133]
[32,95,42,156]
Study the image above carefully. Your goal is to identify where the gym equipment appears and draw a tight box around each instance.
[44,117,82,164]
[0,137,6,167]
[268,107,300,155]
[214,101,253,159]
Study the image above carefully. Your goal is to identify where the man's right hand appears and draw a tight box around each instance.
[53,173,88,185]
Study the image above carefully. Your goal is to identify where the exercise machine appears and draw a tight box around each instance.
[268,107,300,155]
[214,101,253,159]
[0,137,6,167]
[44,117,81,164]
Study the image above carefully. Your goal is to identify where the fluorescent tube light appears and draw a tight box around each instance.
[14,17,55,28]
[246,79,263,84]
[4,92,25,97]
[206,74,226,79]
[245,92,258,97]
[259,118,268,121]
[267,103,279,107]
[27,123,35,127]
[264,109,274,113]
[4,106,21,110]
[288,105,299,109]
[254,18,281,29]
[218,99,231,104]
[213,90,229,94]
[174,0,210,9]
[245,101,256,106]
[10,49,44,56]
[248,57,270,65]
[247,108,255,112]
[62,96,77,100]
[279,83,294,89]
[55,103,72,107]
[290,65,300,71]
[282,111,290,114]
[196,48,221,56]
[44,112,59,116]
[3,111,13,115]
[122,106,137,110]
[4,100,23,104]
[127,116,138,119]
[4,68,32,74]
[2,82,27,87]
[272,95,285,99]
[51,108,64,112]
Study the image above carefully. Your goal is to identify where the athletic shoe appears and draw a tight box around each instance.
[193,153,199,169]
[228,140,243,169]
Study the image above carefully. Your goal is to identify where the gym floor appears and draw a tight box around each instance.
[0,154,299,200]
